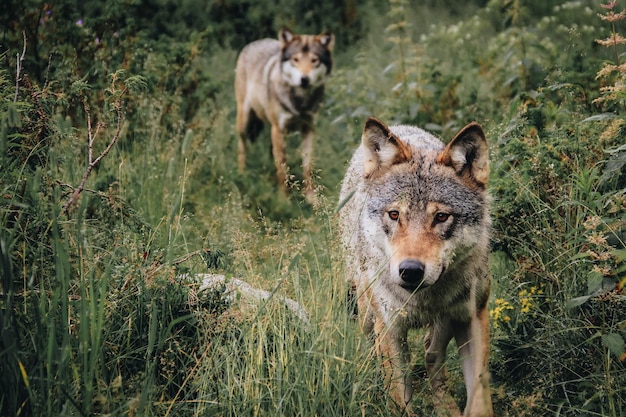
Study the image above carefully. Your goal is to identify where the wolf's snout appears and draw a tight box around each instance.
[300,76,310,88]
[399,260,425,289]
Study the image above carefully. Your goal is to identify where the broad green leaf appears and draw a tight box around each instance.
[601,333,625,358]
[587,271,603,294]
[611,248,626,261]
[581,113,618,123]
[565,295,591,309]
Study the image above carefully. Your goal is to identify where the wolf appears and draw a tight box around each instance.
[235,26,334,203]
[339,117,494,417]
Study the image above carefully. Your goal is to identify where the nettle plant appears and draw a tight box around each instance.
[569,0,626,366]
[487,3,626,415]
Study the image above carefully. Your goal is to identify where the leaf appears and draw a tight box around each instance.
[18,360,30,389]
[565,295,591,309]
[611,248,626,261]
[604,143,626,154]
[601,333,625,358]
[70,80,90,96]
[544,82,574,91]
[570,252,591,261]
[587,271,603,294]
[335,190,355,214]
[125,75,148,93]
[7,102,22,128]
[580,113,618,123]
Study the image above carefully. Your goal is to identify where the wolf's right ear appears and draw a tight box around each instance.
[316,31,335,51]
[362,117,411,179]
[437,122,489,188]
[279,27,296,47]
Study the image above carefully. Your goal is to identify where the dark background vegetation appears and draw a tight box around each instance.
[1,0,625,416]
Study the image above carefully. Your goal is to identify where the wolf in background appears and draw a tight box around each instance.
[235,26,334,203]
[339,117,494,417]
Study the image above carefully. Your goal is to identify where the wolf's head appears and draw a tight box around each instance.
[279,27,334,89]
[359,117,490,292]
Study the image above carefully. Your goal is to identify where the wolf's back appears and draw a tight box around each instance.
[235,39,280,97]
[236,39,279,71]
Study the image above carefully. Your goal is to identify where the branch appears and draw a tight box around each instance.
[14,31,26,102]
[61,95,125,215]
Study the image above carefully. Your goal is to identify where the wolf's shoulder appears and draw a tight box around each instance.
[389,124,444,151]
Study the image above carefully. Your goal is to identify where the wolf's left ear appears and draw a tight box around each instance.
[437,122,489,188]
[279,27,296,47]
[316,31,335,51]
[362,117,411,179]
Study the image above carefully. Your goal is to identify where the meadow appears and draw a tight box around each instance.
[1,0,625,416]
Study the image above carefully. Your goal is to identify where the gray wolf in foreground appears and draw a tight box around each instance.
[235,27,334,203]
[339,117,494,417]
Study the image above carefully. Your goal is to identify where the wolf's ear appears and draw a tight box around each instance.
[316,31,335,51]
[279,27,296,47]
[437,122,489,188]
[362,117,411,179]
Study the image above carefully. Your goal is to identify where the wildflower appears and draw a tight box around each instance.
[599,116,624,143]
[520,297,532,314]
[490,298,514,329]
[600,0,617,10]
[596,32,626,45]
[592,264,612,276]
[595,63,626,79]
[589,249,612,262]
[597,9,626,22]
[587,231,608,247]
[76,19,83,27]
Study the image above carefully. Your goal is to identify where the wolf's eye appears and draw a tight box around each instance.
[388,210,400,221]
[291,57,300,64]
[434,212,450,223]
[311,57,319,65]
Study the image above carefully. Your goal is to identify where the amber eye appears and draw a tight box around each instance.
[435,212,450,223]
[291,56,300,63]
[311,57,319,65]
[388,210,400,221]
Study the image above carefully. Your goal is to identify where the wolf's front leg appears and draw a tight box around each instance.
[373,317,415,416]
[453,308,493,417]
[424,322,462,417]
[300,127,316,204]
[270,124,289,197]
[236,107,248,173]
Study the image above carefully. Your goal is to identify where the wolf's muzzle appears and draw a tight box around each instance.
[300,76,310,88]
[399,259,426,290]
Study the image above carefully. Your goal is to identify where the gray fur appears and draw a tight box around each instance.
[338,117,493,417]
[235,27,334,203]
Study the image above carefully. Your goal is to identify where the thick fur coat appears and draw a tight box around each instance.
[235,27,334,202]
[339,117,494,417]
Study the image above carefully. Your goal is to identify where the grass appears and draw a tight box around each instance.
[2,1,626,416]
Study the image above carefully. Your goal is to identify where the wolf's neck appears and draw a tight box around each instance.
[286,85,324,114]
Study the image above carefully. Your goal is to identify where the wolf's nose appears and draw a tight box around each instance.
[399,260,425,288]
[300,76,310,88]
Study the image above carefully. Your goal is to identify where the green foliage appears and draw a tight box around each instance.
[2,1,626,416]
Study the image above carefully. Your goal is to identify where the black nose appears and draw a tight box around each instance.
[300,76,310,88]
[399,260,425,289]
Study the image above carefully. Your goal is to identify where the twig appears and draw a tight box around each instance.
[61,93,125,215]
[15,31,26,102]
[171,249,204,266]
